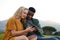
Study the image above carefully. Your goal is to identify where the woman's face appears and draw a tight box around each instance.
[21,9,28,19]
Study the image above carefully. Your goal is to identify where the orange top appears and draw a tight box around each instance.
[3,17,23,40]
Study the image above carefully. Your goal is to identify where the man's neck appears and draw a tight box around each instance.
[27,18,33,20]
[27,19,32,21]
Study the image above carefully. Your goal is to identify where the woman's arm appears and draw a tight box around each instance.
[11,27,33,36]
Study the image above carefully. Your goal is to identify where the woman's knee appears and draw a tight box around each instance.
[22,35,29,40]
[28,35,37,40]
[15,35,29,40]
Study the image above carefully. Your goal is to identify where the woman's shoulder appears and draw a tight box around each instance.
[7,17,16,23]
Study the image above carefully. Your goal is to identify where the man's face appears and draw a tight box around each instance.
[27,11,34,20]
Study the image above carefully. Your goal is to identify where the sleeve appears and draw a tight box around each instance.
[6,19,16,31]
[38,21,43,33]
[37,19,43,35]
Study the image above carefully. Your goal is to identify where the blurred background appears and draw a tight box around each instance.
[0,0,60,40]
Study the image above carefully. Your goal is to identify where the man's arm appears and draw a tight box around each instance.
[37,20,43,36]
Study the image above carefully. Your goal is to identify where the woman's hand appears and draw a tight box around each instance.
[25,26,34,32]
[32,27,38,31]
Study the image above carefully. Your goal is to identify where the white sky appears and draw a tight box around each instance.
[0,0,60,24]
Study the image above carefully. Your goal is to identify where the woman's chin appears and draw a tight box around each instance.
[21,17,25,19]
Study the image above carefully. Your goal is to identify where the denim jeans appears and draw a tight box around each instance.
[37,36,60,40]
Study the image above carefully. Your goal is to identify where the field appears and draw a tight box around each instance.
[0,33,4,40]
[0,33,60,40]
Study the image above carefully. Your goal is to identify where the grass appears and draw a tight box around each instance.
[0,33,60,40]
[0,33,4,40]
[43,35,55,38]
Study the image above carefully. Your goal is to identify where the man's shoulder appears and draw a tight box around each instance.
[32,18,39,23]
[32,18,39,21]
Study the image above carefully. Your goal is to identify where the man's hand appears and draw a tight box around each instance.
[32,27,38,31]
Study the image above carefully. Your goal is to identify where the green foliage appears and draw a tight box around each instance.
[42,26,56,32]
[0,33,4,40]
[54,32,60,36]
[42,26,56,35]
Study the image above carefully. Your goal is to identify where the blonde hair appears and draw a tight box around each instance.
[13,6,28,18]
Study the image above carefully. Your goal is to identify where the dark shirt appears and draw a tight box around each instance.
[24,18,43,37]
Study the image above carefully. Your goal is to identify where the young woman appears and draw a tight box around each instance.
[3,7,34,40]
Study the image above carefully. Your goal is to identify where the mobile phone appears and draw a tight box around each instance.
[32,26,35,28]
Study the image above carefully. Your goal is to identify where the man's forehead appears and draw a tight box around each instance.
[28,10,34,14]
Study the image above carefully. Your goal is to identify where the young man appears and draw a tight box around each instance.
[24,7,60,40]
[24,7,43,40]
